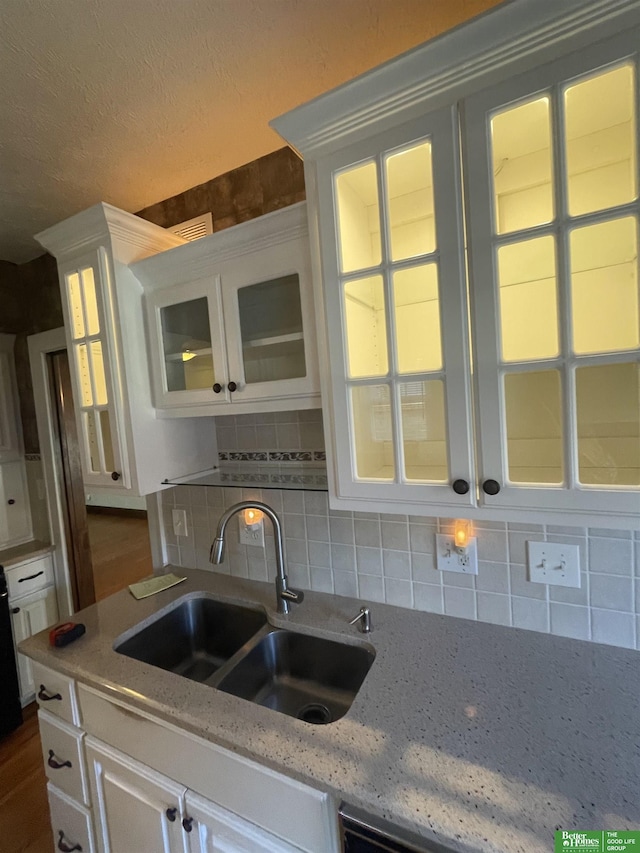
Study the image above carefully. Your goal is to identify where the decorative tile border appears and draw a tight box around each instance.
[218,450,325,464]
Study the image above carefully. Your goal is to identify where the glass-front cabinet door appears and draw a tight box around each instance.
[465,31,640,517]
[221,233,320,403]
[315,109,475,510]
[60,249,128,488]
[146,277,229,408]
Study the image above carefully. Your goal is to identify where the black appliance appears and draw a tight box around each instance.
[0,565,22,738]
[340,804,455,853]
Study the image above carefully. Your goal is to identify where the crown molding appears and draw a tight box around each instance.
[271,0,640,157]
[131,202,308,291]
[34,202,185,261]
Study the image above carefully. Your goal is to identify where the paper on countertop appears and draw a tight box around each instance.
[129,572,187,600]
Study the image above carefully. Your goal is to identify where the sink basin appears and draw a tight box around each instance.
[115,595,267,685]
[216,628,375,723]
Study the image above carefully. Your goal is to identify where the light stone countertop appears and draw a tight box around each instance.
[20,568,640,853]
[0,539,53,567]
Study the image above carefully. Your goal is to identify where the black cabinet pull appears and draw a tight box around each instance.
[212,383,223,393]
[111,471,121,481]
[38,685,62,701]
[165,807,177,822]
[57,830,82,852]
[11,607,20,614]
[48,749,72,770]
[7,498,15,505]
[182,817,194,833]
[452,479,470,495]
[482,479,501,496]
[227,381,237,392]
[18,570,44,583]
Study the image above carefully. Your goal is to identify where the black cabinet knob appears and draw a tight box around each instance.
[452,479,469,495]
[182,817,193,833]
[482,479,501,496]
[228,381,237,392]
[11,607,20,614]
[7,499,15,505]
[57,830,82,852]
[111,471,120,481]
[212,383,223,394]
[165,807,177,822]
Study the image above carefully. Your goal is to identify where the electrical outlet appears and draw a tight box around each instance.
[172,508,188,537]
[239,517,265,547]
[527,541,580,587]
[436,533,478,575]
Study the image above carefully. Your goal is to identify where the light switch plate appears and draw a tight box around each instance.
[527,541,581,587]
[172,508,188,538]
[436,533,478,575]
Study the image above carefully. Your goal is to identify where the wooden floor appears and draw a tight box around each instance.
[1,512,154,851]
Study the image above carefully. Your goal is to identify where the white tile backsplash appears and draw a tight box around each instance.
[159,410,639,651]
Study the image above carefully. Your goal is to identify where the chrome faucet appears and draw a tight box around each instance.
[210,500,304,615]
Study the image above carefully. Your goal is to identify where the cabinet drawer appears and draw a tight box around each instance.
[79,684,339,853]
[47,783,96,853]
[39,710,90,806]
[6,554,54,599]
[32,660,80,725]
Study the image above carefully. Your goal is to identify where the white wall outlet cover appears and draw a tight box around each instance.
[436,533,478,575]
[527,541,581,588]
[172,508,188,538]
[239,517,265,548]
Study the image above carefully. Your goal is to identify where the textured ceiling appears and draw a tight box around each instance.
[0,0,502,263]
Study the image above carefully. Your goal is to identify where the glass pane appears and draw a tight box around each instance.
[81,267,100,336]
[238,275,306,384]
[335,162,382,273]
[393,265,441,373]
[76,344,93,407]
[67,272,85,339]
[90,341,108,406]
[343,276,388,378]
[351,385,394,481]
[576,363,640,486]
[85,411,101,473]
[491,96,553,234]
[160,297,214,392]
[497,236,558,362]
[100,410,115,474]
[385,142,436,261]
[504,371,563,484]
[565,64,637,216]
[570,217,639,354]
[400,381,448,482]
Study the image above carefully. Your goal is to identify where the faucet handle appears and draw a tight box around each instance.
[349,606,372,633]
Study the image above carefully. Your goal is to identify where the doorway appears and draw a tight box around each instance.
[29,330,154,615]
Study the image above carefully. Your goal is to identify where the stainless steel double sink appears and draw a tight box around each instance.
[115,594,375,725]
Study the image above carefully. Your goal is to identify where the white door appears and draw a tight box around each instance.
[58,249,129,489]
[10,586,58,701]
[86,738,189,853]
[0,460,32,547]
[146,277,230,409]
[464,29,640,521]
[315,108,475,512]
[184,790,300,853]
[221,235,320,404]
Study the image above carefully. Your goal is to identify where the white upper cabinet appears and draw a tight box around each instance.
[35,205,219,495]
[271,0,640,526]
[134,203,320,417]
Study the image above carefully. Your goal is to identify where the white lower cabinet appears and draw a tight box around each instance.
[86,738,301,853]
[48,783,96,853]
[31,667,339,853]
[86,738,187,853]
